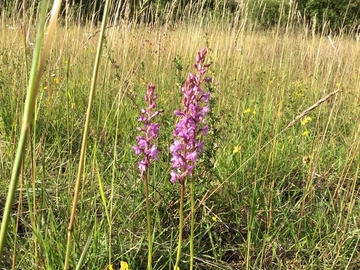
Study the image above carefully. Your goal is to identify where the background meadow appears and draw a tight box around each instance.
[0,0,360,269]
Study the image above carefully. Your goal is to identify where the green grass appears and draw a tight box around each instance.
[0,4,360,270]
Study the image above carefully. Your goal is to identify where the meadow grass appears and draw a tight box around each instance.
[0,5,360,269]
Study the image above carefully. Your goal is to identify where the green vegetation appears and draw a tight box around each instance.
[0,0,360,269]
[2,0,360,33]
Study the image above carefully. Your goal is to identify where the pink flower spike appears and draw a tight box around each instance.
[133,83,161,179]
[169,48,211,183]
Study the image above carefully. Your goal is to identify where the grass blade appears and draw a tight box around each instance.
[0,0,62,258]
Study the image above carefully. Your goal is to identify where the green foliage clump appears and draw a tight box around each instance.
[247,0,290,28]
[247,0,360,33]
[302,0,360,33]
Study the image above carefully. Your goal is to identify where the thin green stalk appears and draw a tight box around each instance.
[74,229,93,270]
[246,179,257,270]
[0,0,60,257]
[30,130,38,262]
[11,2,28,260]
[11,164,24,269]
[174,182,185,270]
[189,177,195,270]
[109,99,120,266]
[108,90,124,265]
[63,0,112,268]
[66,53,72,156]
[144,170,153,270]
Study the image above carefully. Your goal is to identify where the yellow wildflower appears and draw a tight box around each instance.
[243,108,251,114]
[302,130,309,137]
[54,77,60,84]
[120,261,130,270]
[212,216,217,222]
[301,116,312,126]
[233,145,241,154]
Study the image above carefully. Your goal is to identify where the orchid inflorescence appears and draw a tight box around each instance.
[170,48,211,184]
[133,49,212,270]
[133,83,160,177]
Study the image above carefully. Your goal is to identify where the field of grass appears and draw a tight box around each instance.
[0,3,360,270]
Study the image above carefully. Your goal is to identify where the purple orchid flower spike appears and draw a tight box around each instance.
[133,82,161,270]
[170,48,212,184]
[133,83,160,177]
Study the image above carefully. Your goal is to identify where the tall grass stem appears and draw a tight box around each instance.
[63,0,112,268]
[0,0,62,258]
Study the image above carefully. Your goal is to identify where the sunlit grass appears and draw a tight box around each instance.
[0,5,360,269]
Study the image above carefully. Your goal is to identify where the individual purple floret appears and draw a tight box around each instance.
[170,48,211,184]
[133,83,160,177]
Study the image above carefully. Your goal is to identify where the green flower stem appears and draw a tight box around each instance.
[190,177,195,270]
[145,170,153,270]
[174,181,185,270]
